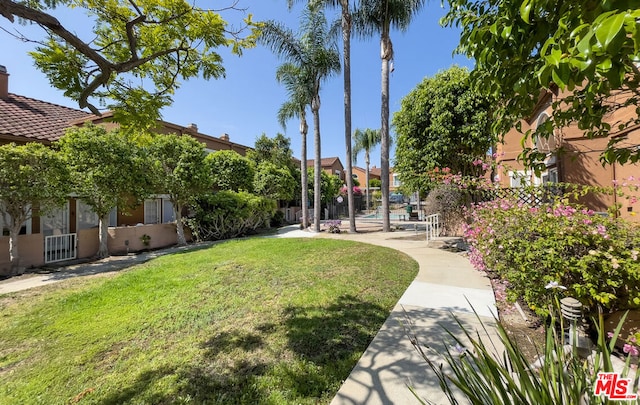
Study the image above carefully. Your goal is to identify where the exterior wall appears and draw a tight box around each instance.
[0,233,44,273]
[352,166,381,186]
[107,223,187,255]
[77,228,99,259]
[496,90,640,222]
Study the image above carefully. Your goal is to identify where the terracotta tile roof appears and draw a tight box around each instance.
[0,93,92,143]
[307,157,343,167]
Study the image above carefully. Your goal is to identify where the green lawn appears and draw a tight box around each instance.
[0,238,418,404]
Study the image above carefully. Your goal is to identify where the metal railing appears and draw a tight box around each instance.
[425,214,440,242]
[44,233,77,264]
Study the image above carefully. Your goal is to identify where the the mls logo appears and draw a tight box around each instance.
[594,372,638,401]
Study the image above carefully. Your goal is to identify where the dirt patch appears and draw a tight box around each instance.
[487,276,546,363]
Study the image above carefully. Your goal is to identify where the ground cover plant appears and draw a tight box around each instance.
[0,238,418,404]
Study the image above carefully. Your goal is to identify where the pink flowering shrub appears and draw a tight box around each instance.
[464,198,640,317]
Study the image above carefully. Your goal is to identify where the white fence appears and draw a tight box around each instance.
[45,233,77,264]
[425,214,440,242]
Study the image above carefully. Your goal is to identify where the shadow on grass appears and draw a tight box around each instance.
[95,295,392,404]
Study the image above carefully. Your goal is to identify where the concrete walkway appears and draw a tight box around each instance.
[320,229,499,405]
[0,223,498,404]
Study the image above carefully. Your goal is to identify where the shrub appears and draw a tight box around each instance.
[270,209,285,228]
[464,198,640,317]
[424,185,469,236]
[186,191,276,241]
[326,219,341,233]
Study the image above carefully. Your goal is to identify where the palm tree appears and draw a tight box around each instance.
[260,5,340,232]
[290,0,357,233]
[275,63,312,229]
[352,127,381,211]
[353,0,426,232]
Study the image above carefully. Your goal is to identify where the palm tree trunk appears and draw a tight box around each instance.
[342,3,356,233]
[312,97,322,233]
[365,151,371,211]
[380,35,391,232]
[300,114,309,229]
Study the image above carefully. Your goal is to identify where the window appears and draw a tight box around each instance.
[144,199,160,224]
[41,202,69,236]
[509,171,531,188]
[162,199,175,223]
[0,207,31,236]
[76,200,99,230]
[108,207,118,227]
[392,174,401,187]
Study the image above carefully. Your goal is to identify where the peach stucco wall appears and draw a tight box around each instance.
[107,223,188,255]
[0,233,44,273]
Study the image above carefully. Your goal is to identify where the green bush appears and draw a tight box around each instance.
[186,191,276,241]
[270,209,285,228]
[464,198,640,317]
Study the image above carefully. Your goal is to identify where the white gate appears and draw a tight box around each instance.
[45,233,77,263]
[425,214,440,242]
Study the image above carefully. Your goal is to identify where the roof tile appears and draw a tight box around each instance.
[0,93,91,143]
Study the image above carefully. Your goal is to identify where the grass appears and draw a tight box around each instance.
[0,237,418,404]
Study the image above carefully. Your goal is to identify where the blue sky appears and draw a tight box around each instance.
[1,0,472,167]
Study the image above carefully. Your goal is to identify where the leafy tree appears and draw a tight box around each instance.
[253,162,297,201]
[207,149,255,193]
[352,127,381,210]
[248,133,296,171]
[274,63,312,228]
[442,0,640,166]
[260,4,340,232]
[393,66,494,195]
[308,169,343,205]
[369,178,381,188]
[58,125,152,258]
[1,0,258,128]
[148,134,212,246]
[353,0,426,232]
[0,143,69,275]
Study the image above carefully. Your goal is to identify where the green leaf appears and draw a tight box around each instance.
[595,12,626,50]
[520,0,532,24]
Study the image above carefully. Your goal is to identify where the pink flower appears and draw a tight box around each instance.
[623,343,639,356]
[607,332,614,338]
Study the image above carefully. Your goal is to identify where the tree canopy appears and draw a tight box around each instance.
[207,149,255,193]
[393,66,494,194]
[148,134,211,245]
[0,143,69,274]
[247,133,296,172]
[442,0,640,165]
[1,0,259,128]
[253,162,297,202]
[58,124,152,257]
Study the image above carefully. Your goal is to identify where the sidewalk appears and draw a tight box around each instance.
[321,229,498,405]
[0,223,498,404]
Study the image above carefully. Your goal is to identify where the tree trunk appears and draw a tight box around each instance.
[342,3,356,233]
[365,151,371,211]
[300,114,309,230]
[8,222,21,276]
[380,35,392,232]
[312,96,322,233]
[98,213,109,258]
[174,203,186,246]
